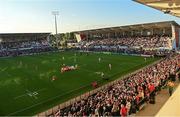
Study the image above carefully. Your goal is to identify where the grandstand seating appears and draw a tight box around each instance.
[77,35,172,55]
[0,38,56,57]
[83,36,171,48]
[0,33,60,57]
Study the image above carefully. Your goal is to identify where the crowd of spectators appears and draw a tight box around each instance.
[51,54,180,116]
[1,40,50,49]
[82,36,171,48]
[0,39,56,57]
[155,36,171,48]
[0,35,172,57]
[78,35,172,55]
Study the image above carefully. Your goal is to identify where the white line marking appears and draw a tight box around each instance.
[14,88,46,100]
[0,67,8,72]
[14,94,27,100]
[26,90,38,99]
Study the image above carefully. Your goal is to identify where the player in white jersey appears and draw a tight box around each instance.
[98,57,101,63]
[144,57,147,62]
[109,64,112,70]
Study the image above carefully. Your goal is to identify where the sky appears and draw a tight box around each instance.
[0,0,180,34]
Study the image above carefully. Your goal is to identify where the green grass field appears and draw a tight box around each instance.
[0,51,159,115]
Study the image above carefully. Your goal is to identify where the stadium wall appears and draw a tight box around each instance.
[156,84,180,117]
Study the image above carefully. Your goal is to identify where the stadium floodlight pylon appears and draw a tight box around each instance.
[52,11,59,48]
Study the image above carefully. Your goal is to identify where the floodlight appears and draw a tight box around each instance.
[52,11,59,35]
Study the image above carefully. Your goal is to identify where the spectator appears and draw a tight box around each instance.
[120,104,127,117]
[167,80,175,96]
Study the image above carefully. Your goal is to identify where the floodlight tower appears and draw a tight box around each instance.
[52,11,59,48]
[52,11,59,35]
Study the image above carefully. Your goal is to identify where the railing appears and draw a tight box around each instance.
[36,58,163,116]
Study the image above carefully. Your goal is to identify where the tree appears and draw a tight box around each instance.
[60,32,76,48]
[50,32,76,49]
[49,34,57,47]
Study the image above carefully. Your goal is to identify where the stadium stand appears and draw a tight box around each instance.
[49,54,179,116]
[0,33,57,57]
[73,21,180,56]
[78,35,172,55]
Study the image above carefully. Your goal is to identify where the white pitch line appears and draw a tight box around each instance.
[0,67,8,72]
[14,88,46,100]
[14,94,27,100]
[26,90,38,99]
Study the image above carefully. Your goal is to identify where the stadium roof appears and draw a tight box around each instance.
[0,33,50,36]
[73,21,179,34]
[0,33,51,42]
[134,0,180,18]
